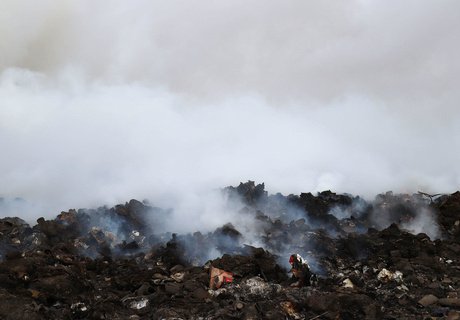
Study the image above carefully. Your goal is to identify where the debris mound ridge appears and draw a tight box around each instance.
[1,181,460,319]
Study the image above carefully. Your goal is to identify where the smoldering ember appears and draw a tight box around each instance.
[1,181,460,320]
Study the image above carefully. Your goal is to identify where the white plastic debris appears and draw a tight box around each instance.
[71,302,88,312]
[393,271,403,283]
[129,298,148,310]
[377,268,403,283]
[122,297,149,310]
[342,278,355,289]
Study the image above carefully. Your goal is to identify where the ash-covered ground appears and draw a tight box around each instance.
[1,181,460,320]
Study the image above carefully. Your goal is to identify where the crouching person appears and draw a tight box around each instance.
[289,254,316,287]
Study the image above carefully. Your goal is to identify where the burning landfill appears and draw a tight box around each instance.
[1,181,460,319]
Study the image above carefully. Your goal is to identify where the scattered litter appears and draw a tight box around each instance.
[209,266,234,290]
[377,268,403,283]
[122,296,149,310]
[342,278,355,289]
[71,302,88,312]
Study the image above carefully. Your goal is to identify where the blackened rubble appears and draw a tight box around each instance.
[0,182,460,319]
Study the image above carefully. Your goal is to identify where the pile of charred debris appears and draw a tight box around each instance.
[1,182,460,319]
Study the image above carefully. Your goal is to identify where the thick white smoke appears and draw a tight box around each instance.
[1,1,460,223]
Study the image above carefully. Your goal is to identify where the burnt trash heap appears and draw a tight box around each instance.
[0,182,460,319]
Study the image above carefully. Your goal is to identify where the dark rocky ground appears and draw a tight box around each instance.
[1,181,460,319]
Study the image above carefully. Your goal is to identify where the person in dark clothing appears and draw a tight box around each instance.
[289,253,314,287]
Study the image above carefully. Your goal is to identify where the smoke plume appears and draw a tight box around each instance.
[1,1,460,223]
